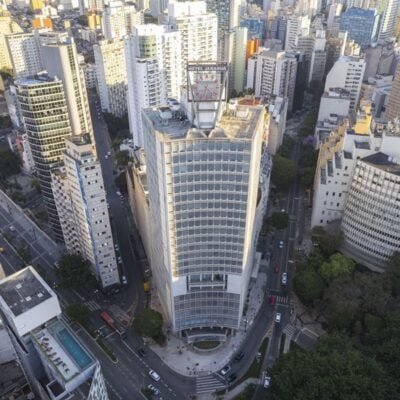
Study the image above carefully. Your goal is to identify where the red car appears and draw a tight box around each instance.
[274,265,280,273]
[268,295,277,305]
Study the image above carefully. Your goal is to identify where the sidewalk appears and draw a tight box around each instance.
[149,271,267,377]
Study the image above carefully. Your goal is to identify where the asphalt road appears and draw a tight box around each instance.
[253,139,302,399]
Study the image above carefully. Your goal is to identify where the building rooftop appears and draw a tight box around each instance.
[0,266,52,317]
[15,72,59,86]
[144,103,264,142]
[362,152,400,176]
[32,319,95,383]
[0,361,34,399]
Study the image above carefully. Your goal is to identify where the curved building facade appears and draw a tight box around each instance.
[341,153,400,271]
[143,104,266,337]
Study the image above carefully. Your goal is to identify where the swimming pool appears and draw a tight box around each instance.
[57,329,92,369]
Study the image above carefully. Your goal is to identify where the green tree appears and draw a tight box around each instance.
[319,253,355,283]
[66,303,89,324]
[271,154,296,191]
[268,212,289,230]
[300,166,315,188]
[0,150,21,180]
[57,254,92,289]
[77,14,88,26]
[269,335,395,400]
[385,252,400,297]
[31,178,41,193]
[311,227,342,257]
[278,136,295,158]
[133,308,163,338]
[294,266,325,306]
[115,150,130,166]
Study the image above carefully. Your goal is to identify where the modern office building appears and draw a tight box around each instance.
[339,7,380,48]
[166,1,218,82]
[51,135,120,289]
[42,37,94,142]
[94,39,127,117]
[386,63,400,120]
[125,24,182,147]
[15,74,72,241]
[247,48,297,111]
[204,0,240,61]
[266,95,288,154]
[5,32,44,78]
[229,26,248,95]
[324,55,365,111]
[308,30,327,83]
[0,266,110,400]
[341,151,400,270]
[378,0,400,42]
[133,63,270,340]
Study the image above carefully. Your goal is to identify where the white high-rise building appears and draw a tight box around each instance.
[137,65,270,338]
[94,39,127,117]
[284,14,310,50]
[101,0,144,40]
[247,48,297,111]
[125,24,182,147]
[167,1,218,82]
[324,55,365,111]
[378,0,400,42]
[5,32,44,78]
[229,26,248,95]
[51,135,120,288]
[0,11,22,71]
[308,30,327,83]
[42,37,94,141]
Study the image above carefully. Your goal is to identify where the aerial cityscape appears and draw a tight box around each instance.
[0,0,400,399]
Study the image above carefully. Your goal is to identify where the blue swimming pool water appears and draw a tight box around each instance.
[57,329,92,369]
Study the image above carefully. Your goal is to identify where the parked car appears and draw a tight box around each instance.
[281,272,287,285]
[220,365,231,376]
[149,369,160,381]
[234,351,244,362]
[147,384,160,395]
[275,313,282,323]
[138,348,146,357]
[263,375,271,388]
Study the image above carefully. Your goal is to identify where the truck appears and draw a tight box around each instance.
[100,310,126,338]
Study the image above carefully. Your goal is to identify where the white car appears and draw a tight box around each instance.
[116,191,122,197]
[107,151,111,156]
[149,369,160,381]
[275,313,282,323]
[147,384,160,395]
[279,240,284,248]
[105,155,109,160]
[281,272,287,285]
[9,225,15,232]
[220,365,231,376]
[263,375,271,388]
[122,275,127,285]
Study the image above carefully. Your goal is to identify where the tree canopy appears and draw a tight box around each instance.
[66,303,89,324]
[57,254,92,289]
[268,212,289,230]
[271,154,296,192]
[133,308,163,338]
[312,226,342,257]
[269,335,397,400]
[0,150,21,180]
[319,253,355,284]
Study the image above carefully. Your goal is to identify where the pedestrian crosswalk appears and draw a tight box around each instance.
[283,323,297,338]
[85,300,101,312]
[196,374,226,395]
[276,295,288,305]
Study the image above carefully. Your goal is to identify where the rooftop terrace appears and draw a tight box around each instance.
[0,267,52,317]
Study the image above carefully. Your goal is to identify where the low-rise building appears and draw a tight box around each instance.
[0,266,109,400]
